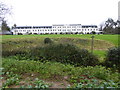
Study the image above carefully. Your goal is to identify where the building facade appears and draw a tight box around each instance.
[11,24,102,35]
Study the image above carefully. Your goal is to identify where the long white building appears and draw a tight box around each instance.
[11,24,102,35]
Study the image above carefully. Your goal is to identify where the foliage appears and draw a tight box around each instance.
[33,78,49,88]
[1,20,10,31]
[44,38,53,44]
[18,33,23,35]
[2,48,27,57]
[91,31,96,34]
[105,47,120,71]
[70,79,120,88]
[20,78,50,88]
[2,70,49,88]
[3,77,19,88]
[2,58,120,83]
[2,72,20,88]
[103,18,120,34]
[30,43,99,66]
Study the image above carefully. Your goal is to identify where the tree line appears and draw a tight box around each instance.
[101,18,120,34]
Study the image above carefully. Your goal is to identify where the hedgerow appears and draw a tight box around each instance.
[30,43,99,66]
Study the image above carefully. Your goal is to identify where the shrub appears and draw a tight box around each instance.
[91,31,96,34]
[28,33,32,35]
[30,43,99,66]
[105,47,120,71]
[2,49,28,57]
[33,33,38,35]
[18,33,23,35]
[44,38,53,44]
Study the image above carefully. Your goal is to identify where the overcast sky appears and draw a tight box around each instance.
[1,0,120,26]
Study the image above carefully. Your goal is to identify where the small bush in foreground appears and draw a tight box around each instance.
[30,43,99,66]
[2,58,120,86]
[105,47,120,71]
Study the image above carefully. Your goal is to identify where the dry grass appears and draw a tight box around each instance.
[2,37,114,51]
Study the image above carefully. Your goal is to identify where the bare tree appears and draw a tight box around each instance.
[0,2,11,22]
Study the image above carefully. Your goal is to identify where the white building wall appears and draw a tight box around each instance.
[11,24,101,35]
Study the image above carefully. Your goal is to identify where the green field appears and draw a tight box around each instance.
[1,34,120,88]
[1,34,119,45]
[1,34,119,60]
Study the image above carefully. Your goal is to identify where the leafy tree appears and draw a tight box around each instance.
[12,24,17,29]
[116,20,120,27]
[1,20,10,31]
[102,18,120,34]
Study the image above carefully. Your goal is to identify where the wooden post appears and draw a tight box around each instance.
[91,36,94,54]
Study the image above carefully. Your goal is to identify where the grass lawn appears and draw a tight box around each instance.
[1,34,119,60]
[1,34,119,45]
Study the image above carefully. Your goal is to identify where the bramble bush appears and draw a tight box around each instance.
[30,43,99,66]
